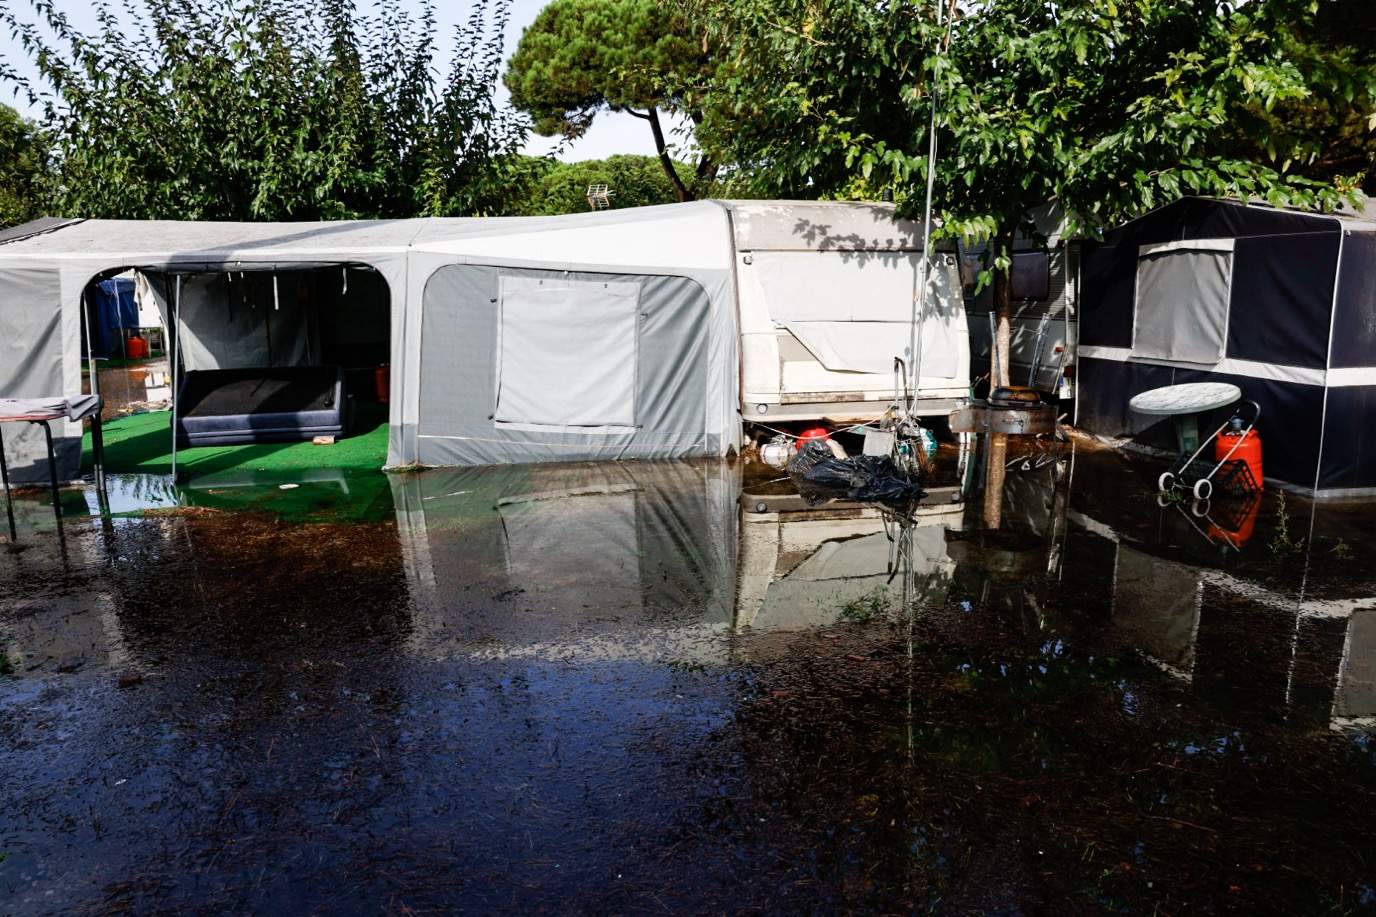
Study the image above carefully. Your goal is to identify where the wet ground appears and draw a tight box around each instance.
[3,436,1376,913]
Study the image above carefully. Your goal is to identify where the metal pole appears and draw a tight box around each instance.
[171,275,181,480]
[0,426,16,542]
[906,0,955,407]
[81,290,108,504]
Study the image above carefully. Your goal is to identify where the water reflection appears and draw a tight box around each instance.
[4,440,1376,911]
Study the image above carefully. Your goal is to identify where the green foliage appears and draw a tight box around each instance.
[0,103,48,226]
[839,587,891,624]
[504,0,715,200]
[0,0,527,220]
[504,0,695,135]
[696,0,1375,256]
[503,154,692,215]
[1268,491,1307,557]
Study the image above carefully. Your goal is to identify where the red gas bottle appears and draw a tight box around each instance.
[796,427,831,445]
[374,364,391,404]
[125,334,148,360]
[1215,416,1263,491]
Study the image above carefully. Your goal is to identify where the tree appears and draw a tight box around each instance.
[503,154,694,215]
[0,103,48,226]
[503,0,715,201]
[0,0,527,220]
[696,0,1375,386]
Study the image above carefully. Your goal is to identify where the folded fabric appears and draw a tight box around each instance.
[0,394,101,421]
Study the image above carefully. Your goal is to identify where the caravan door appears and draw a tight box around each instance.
[726,202,969,423]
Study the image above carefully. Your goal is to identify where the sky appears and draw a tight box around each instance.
[0,0,689,163]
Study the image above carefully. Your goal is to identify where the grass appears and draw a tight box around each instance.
[82,402,389,477]
[72,402,396,522]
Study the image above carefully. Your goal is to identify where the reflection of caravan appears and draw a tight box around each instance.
[0,202,970,482]
[963,204,1078,398]
[735,501,963,631]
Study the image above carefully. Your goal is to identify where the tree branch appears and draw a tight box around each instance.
[645,107,693,202]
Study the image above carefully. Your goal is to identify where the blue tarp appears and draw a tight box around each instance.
[92,277,139,358]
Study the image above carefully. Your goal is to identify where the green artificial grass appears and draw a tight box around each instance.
[82,403,390,477]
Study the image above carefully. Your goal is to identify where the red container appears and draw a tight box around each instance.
[374,364,391,404]
[797,427,831,444]
[1216,427,1263,490]
[126,334,148,360]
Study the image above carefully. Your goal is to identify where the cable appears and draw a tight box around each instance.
[904,0,957,419]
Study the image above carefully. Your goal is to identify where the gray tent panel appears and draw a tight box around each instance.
[0,262,78,482]
[418,264,713,466]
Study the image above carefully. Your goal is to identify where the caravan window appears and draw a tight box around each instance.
[1131,239,1233,364]
[1011,251,1051,301]
[494,276,640,429]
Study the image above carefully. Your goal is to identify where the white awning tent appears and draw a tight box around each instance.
[0,201,964,482]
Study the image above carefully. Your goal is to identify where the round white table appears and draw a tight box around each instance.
[1129,382,1241,453]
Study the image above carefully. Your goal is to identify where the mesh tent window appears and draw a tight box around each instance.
[493,276,641,430]
[1131,239,1234,364]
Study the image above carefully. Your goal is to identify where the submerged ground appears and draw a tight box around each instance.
[2,427,1375,913]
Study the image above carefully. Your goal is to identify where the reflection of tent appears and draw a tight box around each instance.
[1334,609,1376,730]
[389,461,738,660]
[1076,197,1376,494]
[0,202,970,483]
[1074,505,1376,729]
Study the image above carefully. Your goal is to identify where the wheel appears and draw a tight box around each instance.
[1193,478,1213,501]
[1157,471,1175,492]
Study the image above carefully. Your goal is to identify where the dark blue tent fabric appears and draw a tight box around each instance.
[92,277,139,357]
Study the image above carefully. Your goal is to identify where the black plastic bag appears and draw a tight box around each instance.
[786,439,924,507]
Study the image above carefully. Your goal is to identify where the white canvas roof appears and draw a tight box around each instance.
[0,201,939,480]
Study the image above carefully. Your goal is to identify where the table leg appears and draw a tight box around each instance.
[1174,414,1200,455]
[39,420,61,524]
[0,428,15,542]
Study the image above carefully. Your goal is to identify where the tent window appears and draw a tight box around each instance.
[494,276,640,429]
[1011,251,1051,301]
[1131,241,1233,364]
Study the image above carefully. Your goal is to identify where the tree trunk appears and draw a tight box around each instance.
[629,107,693,202]
[983,432,1008,530]
[990,230,1014,389]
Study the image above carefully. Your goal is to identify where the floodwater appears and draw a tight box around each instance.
[3,437,1376,913]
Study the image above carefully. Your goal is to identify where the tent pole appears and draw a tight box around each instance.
[81,290,108,509]
[171,275,182,480]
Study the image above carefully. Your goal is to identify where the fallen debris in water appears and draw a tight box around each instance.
[786,439,925,506]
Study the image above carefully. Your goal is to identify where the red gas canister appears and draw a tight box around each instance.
[796,427,831,445]
[125,334,148,360]
[1215,419,1263,491]
[374,364,391,404]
